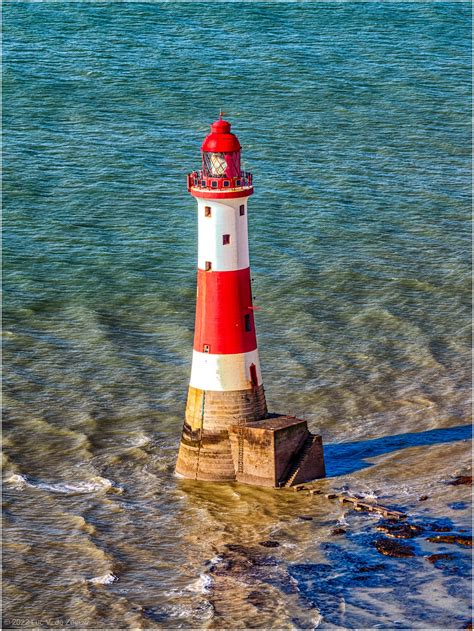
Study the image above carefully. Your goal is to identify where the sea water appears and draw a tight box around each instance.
[3,3,471,628]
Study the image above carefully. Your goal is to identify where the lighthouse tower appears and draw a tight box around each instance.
[176,117,325,487]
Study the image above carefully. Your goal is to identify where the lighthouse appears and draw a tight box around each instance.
[175,117,325,487]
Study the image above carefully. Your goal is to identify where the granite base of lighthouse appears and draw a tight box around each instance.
[176,411,325,488]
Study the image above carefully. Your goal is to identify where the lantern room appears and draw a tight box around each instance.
[187,117,253,197]
[202,119,241,178]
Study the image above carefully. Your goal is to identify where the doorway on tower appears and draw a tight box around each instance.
[249,364,258,388]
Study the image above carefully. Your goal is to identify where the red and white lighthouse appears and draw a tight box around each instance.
[176,117,325,487]
[189,120,264,397]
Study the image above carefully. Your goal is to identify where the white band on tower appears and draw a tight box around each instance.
[189,349,263,392]
[197,198,249,272]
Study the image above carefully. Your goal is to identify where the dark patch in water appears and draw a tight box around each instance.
[448,501,469,510]
[357,563,387,572]
[330,527,347,536]
[427,553,458,571]
[209,543,297,596]
[427,534,472,547]
[426,521,452,532]
[223,543,279,566]
[141,607,171,623]
[376,520,423,539]
[246,589,270,608]
[448,475,472,486]
[373,537,415,557]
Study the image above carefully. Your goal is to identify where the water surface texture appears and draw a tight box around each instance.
[3,3,472,629]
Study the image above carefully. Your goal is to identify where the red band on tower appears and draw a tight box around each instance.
[193,267,257,355]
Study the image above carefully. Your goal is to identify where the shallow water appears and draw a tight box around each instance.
[3,2,472,629]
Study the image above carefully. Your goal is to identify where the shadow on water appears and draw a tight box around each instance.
[325,424,472,477]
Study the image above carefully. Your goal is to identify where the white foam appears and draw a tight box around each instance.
[88,573,117,585]
[36,476,121,495]
[4,473,28,488]
[168,604,196,619]
[356,490,379,501]
[125,433,151,449]
[187,573,213,594]
[5,474,122,495]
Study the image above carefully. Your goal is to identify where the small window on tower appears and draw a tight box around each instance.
[222,234,230,245]
[244,314,252,332]
[204,206,211,217]
[240,205,245,216]
[211,181,218,188]
[205,261,212,271]
[223,180,230,188]
[203,344,210,353]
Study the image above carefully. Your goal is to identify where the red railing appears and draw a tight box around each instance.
[187,170,253,192]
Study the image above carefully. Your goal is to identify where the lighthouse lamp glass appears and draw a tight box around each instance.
[204,152,227,177]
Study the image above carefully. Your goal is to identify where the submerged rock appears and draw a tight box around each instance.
[427,553,456,565]
[427,535,472,547]
[225,543,249,554]
[426,544,472,577]
[373,538,416,558]
[246,589,268,608]
[209,543,292,586]
[357,563,386,573]
[418,495,429,501]
[259,540,280,548]
[426,522,451,532]
[448,476,472,486]
[330,527,347,536]
[376,520,423,539]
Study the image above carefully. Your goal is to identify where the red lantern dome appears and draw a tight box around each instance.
[187,117,253,199]
[201,119,241,153]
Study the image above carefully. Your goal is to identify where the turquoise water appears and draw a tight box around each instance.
[3,3,472,629]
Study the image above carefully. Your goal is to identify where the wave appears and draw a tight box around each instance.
[87,573,118,585]
[186,573,213,595]
[4,473,123,495]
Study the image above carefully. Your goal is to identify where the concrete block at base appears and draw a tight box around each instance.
[229,416,325,487]
[286,435,326,486]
